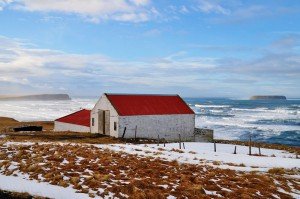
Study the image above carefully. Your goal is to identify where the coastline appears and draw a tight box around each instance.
[1,116,299,154]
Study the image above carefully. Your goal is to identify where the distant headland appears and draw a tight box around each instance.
[250,95,287,100]
[0,94,71,101]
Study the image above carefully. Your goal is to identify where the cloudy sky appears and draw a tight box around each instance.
[0,0,299,98]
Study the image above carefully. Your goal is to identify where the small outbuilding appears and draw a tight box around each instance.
[54,109,91,132]
[91,93,195,141]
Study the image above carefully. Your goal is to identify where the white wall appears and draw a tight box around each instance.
[118,114,195,141]
[54,121,90,132]
[90,94,119,137]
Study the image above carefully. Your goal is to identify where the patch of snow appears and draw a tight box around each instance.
[0,174,90,199]
[97,142,300,172]
[158,184,168,189]
[119,192,129,198]
[167,195,176,199]
[204,189,222,197]
[0,135,6,139]
[61,159,69,164]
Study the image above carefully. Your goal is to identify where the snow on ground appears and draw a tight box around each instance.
[0,141,299,198]
[0,174,90,199]
[99,142,300,172]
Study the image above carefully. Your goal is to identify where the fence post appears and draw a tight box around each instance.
[122,127,126,139]
[179,134,181,149]
[134,125,137,143]
[157,135,160,146]
[214,141,216,152]
[183,142,185,149]
[234,146,237,154]
[249,133,252,155]
[259,146,261,156]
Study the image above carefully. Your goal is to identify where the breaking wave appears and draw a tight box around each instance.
[190,98,300,146]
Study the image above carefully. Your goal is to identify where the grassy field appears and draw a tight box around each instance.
[0,116,299,198]
[0,142,299,198]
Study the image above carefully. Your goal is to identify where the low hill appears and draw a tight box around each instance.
[250,95,286,100]
[0,94,71,101]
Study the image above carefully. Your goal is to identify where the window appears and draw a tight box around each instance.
[92,118,94,126]
[114,122,117,131]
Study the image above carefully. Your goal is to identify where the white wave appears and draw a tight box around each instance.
[210,109,224,113]
[0,98,96,121]
[229,107,299,121]
[195,110,300,141]
[231,108,269,112]
[195,104,231,108]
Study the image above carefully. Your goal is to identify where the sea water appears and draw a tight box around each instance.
[186,98,300,146]
[0,97,299,146]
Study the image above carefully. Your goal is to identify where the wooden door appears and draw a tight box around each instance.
[104,110,110,134]
[98,110,105,134]
[98,110,110,134]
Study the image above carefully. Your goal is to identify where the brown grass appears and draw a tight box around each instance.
[0,141,298,199]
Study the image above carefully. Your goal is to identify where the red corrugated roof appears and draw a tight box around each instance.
[106,94,194,116]
[55,109,90,127]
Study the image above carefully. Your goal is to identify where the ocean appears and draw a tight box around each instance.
[0,97,299,146]
[187,98,300,146]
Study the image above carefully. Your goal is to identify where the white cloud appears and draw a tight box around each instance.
[0,0,13,10]
[197,0,230,15]
[4,0,155,23]
[0,35,299,97]
[0,36,219,94]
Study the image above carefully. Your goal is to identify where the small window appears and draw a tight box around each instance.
[114,122,117,131]
[92,118,94,126]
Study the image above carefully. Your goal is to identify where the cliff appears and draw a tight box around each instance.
[0,94,71,101]
[250,95,286,100]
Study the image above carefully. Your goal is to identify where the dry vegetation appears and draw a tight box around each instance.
[0,142,299,199]
[0,116,299,198]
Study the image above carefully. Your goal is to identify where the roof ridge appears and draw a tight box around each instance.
[105,93,178,96]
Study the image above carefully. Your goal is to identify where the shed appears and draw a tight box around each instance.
[54,109,91,132]
[91,94,195,141]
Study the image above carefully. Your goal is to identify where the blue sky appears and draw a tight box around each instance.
[0,0,299,98]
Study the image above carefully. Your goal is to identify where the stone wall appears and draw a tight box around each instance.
[194,128,214,142]
[119,114,195,141]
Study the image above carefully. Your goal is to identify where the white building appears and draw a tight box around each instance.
[54,109,90,132]
[91,94,195,141]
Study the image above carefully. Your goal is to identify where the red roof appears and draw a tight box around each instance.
[55,109,91,127]
[106,94,194,116]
